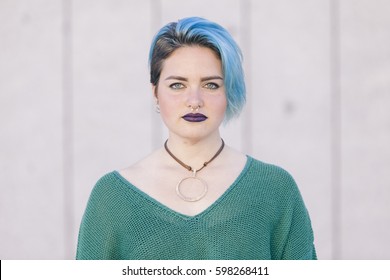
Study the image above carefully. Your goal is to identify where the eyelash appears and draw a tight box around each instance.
[169,83,184,89]
[204,83,219,90]
[169,83,220,90]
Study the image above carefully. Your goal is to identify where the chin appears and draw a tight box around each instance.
[177,129,220,142]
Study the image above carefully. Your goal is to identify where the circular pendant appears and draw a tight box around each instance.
[176,176,208,202]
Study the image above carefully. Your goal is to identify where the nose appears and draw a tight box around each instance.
[186,86,204,109]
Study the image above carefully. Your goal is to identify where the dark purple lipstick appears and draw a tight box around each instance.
[182,113,208,122]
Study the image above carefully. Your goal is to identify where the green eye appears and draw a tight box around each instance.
[205,83,219,89]
[170,83,184,89]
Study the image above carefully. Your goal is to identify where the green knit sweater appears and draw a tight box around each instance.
[76,156,316,260]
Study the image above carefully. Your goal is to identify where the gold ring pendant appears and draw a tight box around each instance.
[176,176,208,202]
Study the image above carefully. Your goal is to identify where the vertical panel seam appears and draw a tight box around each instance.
[240,0,253,154]
[62,0,74,259]
[330,0,342,260]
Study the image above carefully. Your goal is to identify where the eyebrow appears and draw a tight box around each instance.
[165,75,223,82]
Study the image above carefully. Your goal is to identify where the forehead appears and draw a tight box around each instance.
[160,46,222,77]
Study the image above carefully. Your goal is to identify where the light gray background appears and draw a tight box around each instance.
[1,0,389,259]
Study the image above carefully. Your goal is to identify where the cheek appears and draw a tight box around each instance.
[213,96,228,117]
[158,96,179,120]
[156,87,173,112]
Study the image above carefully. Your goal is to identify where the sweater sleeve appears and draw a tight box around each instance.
[76,174,121,260]
[270,169,317,260]
[281,193,317,260]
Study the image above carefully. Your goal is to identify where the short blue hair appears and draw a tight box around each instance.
[149,17,246,122]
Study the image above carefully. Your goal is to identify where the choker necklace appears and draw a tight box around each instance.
[164,139,225,202]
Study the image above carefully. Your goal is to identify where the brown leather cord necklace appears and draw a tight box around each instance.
[164,139,225,202]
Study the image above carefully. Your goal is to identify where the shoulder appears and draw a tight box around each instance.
[245,157,312,219]
[246,157,297,185]
[94,171,122,190]
[86,171,124,205]
[245,156,301,200]
[88,167,146,209]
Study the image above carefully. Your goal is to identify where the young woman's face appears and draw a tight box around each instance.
[154,46,227,141]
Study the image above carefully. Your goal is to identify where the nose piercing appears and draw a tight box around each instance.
[190,105,200,112]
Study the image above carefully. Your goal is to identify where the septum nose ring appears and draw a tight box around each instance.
[190,105,200,112]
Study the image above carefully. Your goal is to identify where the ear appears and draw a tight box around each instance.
[152,84,158,100]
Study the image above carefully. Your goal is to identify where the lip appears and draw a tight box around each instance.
[182,113,208,122]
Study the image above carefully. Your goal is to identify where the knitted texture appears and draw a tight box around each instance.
[76,157,317,260]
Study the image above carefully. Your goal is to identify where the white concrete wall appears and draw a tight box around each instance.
[0,0,389,259]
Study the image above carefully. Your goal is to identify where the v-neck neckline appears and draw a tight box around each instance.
[113,156,252,221]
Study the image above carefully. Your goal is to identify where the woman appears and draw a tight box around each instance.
[76,17,317,260]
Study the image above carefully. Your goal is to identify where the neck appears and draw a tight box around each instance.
[165,134,224,171]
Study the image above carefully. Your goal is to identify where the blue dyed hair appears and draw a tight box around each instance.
[149,17,246,121]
